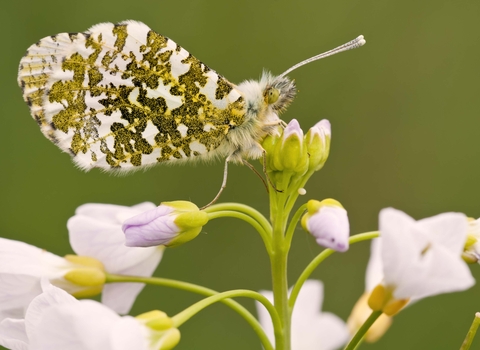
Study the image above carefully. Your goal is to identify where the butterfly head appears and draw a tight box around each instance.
[263,74,297,114]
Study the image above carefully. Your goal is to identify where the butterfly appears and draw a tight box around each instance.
[18,21,364,204]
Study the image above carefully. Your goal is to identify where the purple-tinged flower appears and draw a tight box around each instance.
[123,201,208,248]
[271,119,308,173]
[301,199,349,252]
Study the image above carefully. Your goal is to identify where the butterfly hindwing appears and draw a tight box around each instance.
[18,21,245,171]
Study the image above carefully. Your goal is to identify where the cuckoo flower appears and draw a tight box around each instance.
[0,283,180,350]
[368,208,474,316]
[0,202,164,319]
[256,280,349,350]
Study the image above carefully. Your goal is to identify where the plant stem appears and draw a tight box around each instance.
[207,210,272,253]
[171,289,278,330]
[460,312,480,350]
[344,310,382,350]
[105,274,274,350]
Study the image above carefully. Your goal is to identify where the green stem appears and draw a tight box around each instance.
[344,310,382,350]
[207,210,272,253]
[460,312,480,350]
[171,289,278,331]
[289,231,379,309]
[284,203,308,249]
[204,202,272,234]
[269,182,293,350]
[105,274,274,350]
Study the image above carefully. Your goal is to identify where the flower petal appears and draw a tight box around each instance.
[0,318,28,350]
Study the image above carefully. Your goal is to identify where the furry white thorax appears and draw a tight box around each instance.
[217,71,296,164]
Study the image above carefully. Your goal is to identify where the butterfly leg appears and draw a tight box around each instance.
[200,157,230,210]
[242,159,269,193]
[262,150,283,193]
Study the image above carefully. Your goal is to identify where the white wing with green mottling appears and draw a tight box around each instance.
[18,21,245,170]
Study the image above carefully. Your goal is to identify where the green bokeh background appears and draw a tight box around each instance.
[1,1,479,349]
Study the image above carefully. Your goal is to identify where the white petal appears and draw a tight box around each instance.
[28,300,120,350]
[110,316,148,350]
[25,284,78,339]
[73,202,156,225]
[417,212,468,254]
[68,216,162,273]
[0,318,28,350]
[101,247,164,314]
[365,238,383,292]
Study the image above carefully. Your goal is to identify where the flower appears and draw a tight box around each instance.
[68,202,165,314]
[271,119,308,173]
[0,202,164,319]
[305,119,331,172]
[301,199,349,252]
[0,283,180,350]
[256,280,349,350]
[368,208,474,316]
[122,201,208,248]
[462,218,480,263]
[347,239,392,342]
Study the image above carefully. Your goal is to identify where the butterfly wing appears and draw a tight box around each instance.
[18,20,245,171]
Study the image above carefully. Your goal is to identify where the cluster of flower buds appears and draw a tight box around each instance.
[262,119,331,188]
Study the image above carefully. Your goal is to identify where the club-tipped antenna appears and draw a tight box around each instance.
[279,35,366,78]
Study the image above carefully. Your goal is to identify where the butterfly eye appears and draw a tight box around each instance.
[265,88,280,105]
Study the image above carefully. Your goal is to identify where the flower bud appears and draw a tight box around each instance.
[61,255,106,298]
[136,310,181,349]
[301,199,349,252]
[462,218,480,264]
[305,119,331,172]
[122,201,209,248]
[272,119,308,173]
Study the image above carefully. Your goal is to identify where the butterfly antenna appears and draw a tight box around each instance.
[279,35,366,78]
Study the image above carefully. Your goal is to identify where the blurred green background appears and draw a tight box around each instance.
[1,0,479,349]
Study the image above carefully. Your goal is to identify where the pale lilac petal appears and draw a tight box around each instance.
[0,318,28,350]
[123,207,179,247]
[101,246,164,314]
[283,119,303,139]
[314,119,331,137]
[292,280,323,320]
[307,207,349,252]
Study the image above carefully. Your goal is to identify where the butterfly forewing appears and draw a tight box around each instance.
[18,21,245,170]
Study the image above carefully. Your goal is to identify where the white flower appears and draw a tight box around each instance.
[68,202,165,314]
[347,239,392,342]
[256,280,349,350]
[0,202,164,319]
[301,199,349,252]
[0,283,180,350]
[305,119,331,171]
[369,208,474,315]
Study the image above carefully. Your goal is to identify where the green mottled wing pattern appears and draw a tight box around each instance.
[18,20,245,170]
